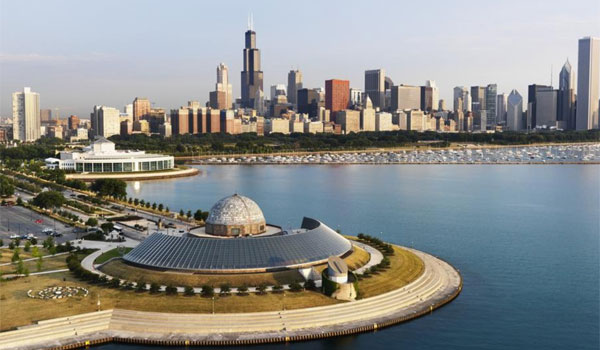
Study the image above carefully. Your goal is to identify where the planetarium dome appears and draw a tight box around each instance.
[204,194,266,236]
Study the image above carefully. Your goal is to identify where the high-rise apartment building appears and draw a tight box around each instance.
[558,60,576,129]
[576,36,600,130]
[365,69,385,110]
[12,87,41,141]
[325,79,350,122]
[506,89,523,131]
[133,97,151,121]
[241,19,264,108]
[90,105,120,138]
[287,69,302,107]
[391,85,421,111]
[68,115,80,130]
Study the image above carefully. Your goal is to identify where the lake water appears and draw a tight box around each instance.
[100,164,600,350]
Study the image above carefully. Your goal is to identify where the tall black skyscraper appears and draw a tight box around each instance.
[241,16,264,108]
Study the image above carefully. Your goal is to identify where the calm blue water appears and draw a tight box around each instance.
[101,165,599,350]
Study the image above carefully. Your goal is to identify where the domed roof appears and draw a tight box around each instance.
[205,194,265,227]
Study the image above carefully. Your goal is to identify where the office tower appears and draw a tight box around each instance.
[336,110,360,134]
[361,96,376,131]
[270,84,287,100]
[297,88,321,118]
[40,109,52,122]
[209,63,232,110]
[325,79,350,122]
[535,89,558,127]
[90,105,120,138]
[124,104,133,117]
[485,84,497,127]
[496,93,508,125]
[391,85,421,111]
[576,36,600,130]
[287,69,302,107]
[365,69,385,109]
[527,84,553,128]
[133,97,151,121]
[425,80,439,111]
[453,87,470,112]
[349,88,363,107]
[506,90,523,131]
[12,87,41,141]
[470,86,486,111]
[558,60,576,129]
[438,99,446,111]
[241,17,264,108]
[68,115,80,130]
[420,86,433,112]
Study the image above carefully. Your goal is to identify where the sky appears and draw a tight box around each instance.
[1,0,599,118]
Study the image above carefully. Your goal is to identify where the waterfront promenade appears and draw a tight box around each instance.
[0,247,461,350]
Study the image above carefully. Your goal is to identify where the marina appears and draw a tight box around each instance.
[195,144,600,165]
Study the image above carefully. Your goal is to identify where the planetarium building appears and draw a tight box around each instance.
[123,194,353,273]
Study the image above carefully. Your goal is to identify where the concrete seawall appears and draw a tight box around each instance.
[0,247,462,350]
[65,167,199,182]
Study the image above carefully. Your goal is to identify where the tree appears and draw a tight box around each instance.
[100,222,114,234]
[289,282,303,292]
[272,284,283,293]
[36,256,43,272]
[32,191,65,209]
[30,237,37,245]
[86,218,98,227]
[237,285,248,295]
[219,284,231,295]
[8,241,15,250]
[149,282,160,293]
[0,239,3,247]
[128,197,133,204]
[186,210,192,218]
[134,198,139,206]
[16,259,25,274]
[179,209,184,217]
[158,203,164,211]
[49,246,57,255]
[24,241,31,252]
[194,209,204,221]
[184,286,195,296]
[256,284,267,295]
[16,197,23,206]
[0,176,15,197]
[11,249,20,263]
[136,280,146,292]
[304,279,316,290]
[201,285,214,297]
[165,285,178,295]
[90,179,127,198]
[152,202,157,210]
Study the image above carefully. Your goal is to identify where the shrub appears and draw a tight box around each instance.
[109,278,121,288]
[165,285,178,295]
[256,284,267,295]
[271,284,283,293]
[219,284,231,296]
[24,241,31,252]
[237,285,249,295]
[304,279,316,290]
[289,282,303,292]
[136,281,146,292]
[201,284,214,297]
[184,286,195,296]
[149,282,160,293]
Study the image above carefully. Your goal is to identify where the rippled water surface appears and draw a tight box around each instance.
[96,165,600,350]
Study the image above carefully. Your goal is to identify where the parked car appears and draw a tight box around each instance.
[9,234,20,239]
[51,232,63,237]
[42,228,54,235]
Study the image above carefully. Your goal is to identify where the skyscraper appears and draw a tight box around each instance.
[364,69,385,110]
[506,89,523,131]
[287,69,302,107]
[241,17,264,108]
[90,105,120,138]
[212,63,233,109]
[485,84,497,127]
[576,36,599,130]
[558,60,576,129]
[496,93,508,125]
[325,79,350,122]
[133,97,151,122]
[40,109,52,122]
[453,87,470,112]
[527,84,553,129]
[426,80,439,111]
[12,87,40,141]
[391,85,421,111]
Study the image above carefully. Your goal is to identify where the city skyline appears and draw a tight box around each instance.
[1,0,599,118]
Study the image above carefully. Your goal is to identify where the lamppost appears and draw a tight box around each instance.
[212,296,215,314]
[283,291,286,311]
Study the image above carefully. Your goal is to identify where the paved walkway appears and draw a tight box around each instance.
[0,252,70,267]
[353,241,384,274]
[0,247,462,350]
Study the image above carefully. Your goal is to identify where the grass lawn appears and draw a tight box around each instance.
[0,248,51,264]
[0,254,68,275]
[99,260,305,287]
[0,271,340,331]
[357,246,425,298]
[94,247,133,264]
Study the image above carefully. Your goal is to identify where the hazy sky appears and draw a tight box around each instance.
[1,0,599,118]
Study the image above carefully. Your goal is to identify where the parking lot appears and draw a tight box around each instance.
[0,205,76,244]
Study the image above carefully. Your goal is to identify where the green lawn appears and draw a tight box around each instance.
[94,247,133,264]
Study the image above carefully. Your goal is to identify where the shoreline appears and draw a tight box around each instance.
[176,141,599,161]
[65,167,200,182]
[0,247,461,350]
